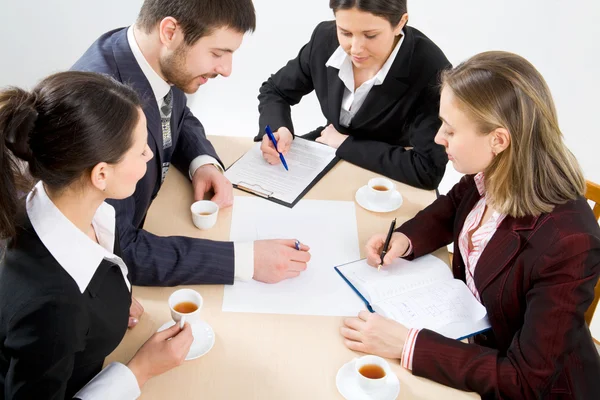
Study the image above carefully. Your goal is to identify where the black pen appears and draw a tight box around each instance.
[378,218,397,271]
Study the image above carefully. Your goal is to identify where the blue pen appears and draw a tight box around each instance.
[265,125,289,171]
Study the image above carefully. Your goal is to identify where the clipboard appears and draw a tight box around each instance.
[225,138,339,208]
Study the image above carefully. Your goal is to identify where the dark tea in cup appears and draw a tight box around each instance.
[173,301,198,314]
[367,177,396,205]
[359,364,386,379]
[371,185,389,191]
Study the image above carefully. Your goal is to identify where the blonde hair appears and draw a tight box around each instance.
[442,51,585,218]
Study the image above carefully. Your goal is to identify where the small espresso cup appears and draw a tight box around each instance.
[355,355,393,393]
[168,288,203,325]
[367,177,395,205]
[191,200,219,230]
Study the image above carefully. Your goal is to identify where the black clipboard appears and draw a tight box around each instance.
[225,140,339,208]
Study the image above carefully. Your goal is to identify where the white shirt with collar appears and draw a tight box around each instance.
[126,26,222,177]
[127,26,254,280]
[26,181,141,400]
[325,31,405,127]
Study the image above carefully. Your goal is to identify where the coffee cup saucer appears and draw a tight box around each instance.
[355,186,403,213]
[336,358,400,400]
[157,319,215,360]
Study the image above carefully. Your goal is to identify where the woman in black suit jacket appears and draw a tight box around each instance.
[257,0,451,189]
[0,72,192,399]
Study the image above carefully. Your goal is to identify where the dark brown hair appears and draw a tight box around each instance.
[0,71,141,239]
[329,0,408,26]
[137,0,256,45]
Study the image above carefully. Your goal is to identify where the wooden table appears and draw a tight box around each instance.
[105,136,479,400]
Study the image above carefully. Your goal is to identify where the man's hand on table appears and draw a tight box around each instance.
[192,164,233,208]
[253,239,311,283]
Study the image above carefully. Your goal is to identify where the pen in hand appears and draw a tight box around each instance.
[265,125,289,171]
[378,218,397,271]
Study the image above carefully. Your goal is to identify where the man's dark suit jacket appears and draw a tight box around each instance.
[397,175,600,399]
[72,28,235,286]
[256,21,451,190]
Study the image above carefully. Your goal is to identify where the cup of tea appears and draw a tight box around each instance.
[168,288,203,325]
[191,200,219,230]
[367,177,395,205]
[355,355,392,393]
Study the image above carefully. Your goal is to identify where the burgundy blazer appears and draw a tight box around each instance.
[397,175,600,400]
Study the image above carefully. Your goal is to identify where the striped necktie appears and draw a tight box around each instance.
[160,90,173,183]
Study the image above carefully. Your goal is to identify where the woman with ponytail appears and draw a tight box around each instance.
[0,71,193,399]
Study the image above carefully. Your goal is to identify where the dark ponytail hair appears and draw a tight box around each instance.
[329,0,408,26]
[0,71,142,240]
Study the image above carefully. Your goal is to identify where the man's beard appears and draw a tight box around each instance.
[160,45,214,94]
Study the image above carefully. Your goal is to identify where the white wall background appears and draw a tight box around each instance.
[0,0,599,340]
[1,0,598,183]
[0,0,600,183]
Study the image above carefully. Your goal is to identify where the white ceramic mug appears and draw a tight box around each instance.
[367,177,395,205]
[191,200,219,230]
[168,288,203,325]
[355,355,393,393]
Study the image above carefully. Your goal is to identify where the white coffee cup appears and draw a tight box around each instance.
[367,177,396,205]
[191,200,219,230]
[168,288,203,325]
[355,355,393,393]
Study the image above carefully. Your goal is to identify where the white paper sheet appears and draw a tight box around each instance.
[374,280,487,330]
[223,197,364,316]
[341,255,454,304]
[224,138,336,204]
